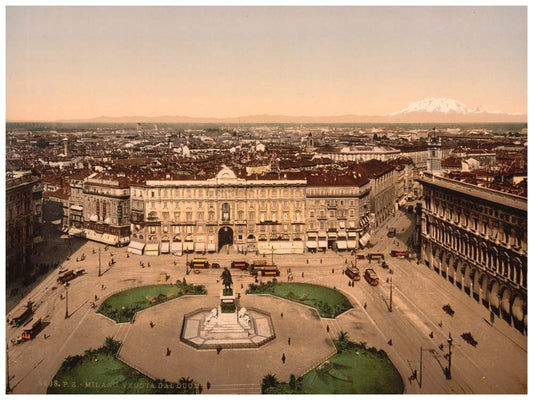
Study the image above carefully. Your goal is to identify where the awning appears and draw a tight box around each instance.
[70,205,83,212]
[128,241,145,255]
[160,241,170,254]
[68,227,84,236]
[347,231,357,238]
[245,243,256,252]
[207,243,216,252]
[347,240,358,249]
[307,232,317,238]
[306,240,317,249]
[145,243,159,255]
[184,241,194,251]
[171,242,183,254]
[195,242,205,253]
[318,240,327,248]
[359,233,371,248]
[337,241,347,249]
[318,231,327,238]
[327,232,337,239]
[359,217,369,227]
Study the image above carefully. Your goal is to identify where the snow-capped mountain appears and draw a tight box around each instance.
[389,98,471,116]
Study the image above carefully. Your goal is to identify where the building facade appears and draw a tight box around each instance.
[6,174,40,283]
[129,167,307,256]
[305,173,371,251]
[419,172,527,333]
[82,175,131,245]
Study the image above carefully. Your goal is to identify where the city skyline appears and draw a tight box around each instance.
[6,6,527,122]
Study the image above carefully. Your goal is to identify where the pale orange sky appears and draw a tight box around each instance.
[6,6,528,121]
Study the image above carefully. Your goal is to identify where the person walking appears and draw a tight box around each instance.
[166,347,171,356]
[206,381,211,390]
[326,325,330,333]
[282,353,286,364]
[288,337,291,345]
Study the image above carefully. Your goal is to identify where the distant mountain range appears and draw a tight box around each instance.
[11,98,526,124]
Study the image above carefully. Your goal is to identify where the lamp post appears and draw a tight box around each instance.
[64,283,70,319]
[98,247,101,277]
[186,251,189,275]
[271,246,274,265]
[446,332,453,379]
[389,277,393,312]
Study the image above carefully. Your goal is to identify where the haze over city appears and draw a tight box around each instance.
[6,6,527,122]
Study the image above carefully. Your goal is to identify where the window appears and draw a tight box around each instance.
[151,191,155,198]
[249,211,255,220]
[197,212,204,222]
[162,212,169,221]
[186,212,192,222]
[222,203,230,221]
[174,211,180,221]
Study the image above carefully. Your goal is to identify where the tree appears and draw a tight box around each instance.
[261,373,279,393]
[220,267,233,290]
[289,374,297,390]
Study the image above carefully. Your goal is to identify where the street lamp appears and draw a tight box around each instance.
[446,332,453,379]
[98,247,101,277]
[389,277,393,312]
[186,251,189,275]
[64,283,70,319]
[271,246,274,265]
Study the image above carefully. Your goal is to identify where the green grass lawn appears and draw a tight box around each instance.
[47,338,196,394]
[247,281,352,318]
[98,280,206,323]
[47,353,155,394]
[300,346,404,394]
[263,343,404,394]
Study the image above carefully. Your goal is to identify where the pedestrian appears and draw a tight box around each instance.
[281,312,284,318]
[288,337,291,345]
[332,268,334,274]
[126,253,129,258]
[320,259,322,264]
[388,339,393,346]
[101,284,104,289]
[76,257,78,262]
[282,353,286,364]
[413,369,417,379]
[150,321,154,328]
[241,283,243,289]
[363,302,367,309]
[302,272,304,278]
[306,259,309,264]
[429,331,434,338]
[326,325,330,333]
[166,347,171,356]
[94,295,98,302]
[439,343,444,351]
[174,261,176,266]
[198,384,203,394]
[438,320,443,328]
[206,381,211,390]
[217,346,222,355]
[148,263,151,268]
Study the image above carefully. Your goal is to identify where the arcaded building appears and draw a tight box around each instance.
[419,172,527,332]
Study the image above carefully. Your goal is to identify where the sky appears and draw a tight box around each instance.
[6,6,528,121]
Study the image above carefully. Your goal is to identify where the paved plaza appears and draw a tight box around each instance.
[6,204,527,394]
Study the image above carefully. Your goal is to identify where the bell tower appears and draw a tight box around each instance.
[427,127,442,175]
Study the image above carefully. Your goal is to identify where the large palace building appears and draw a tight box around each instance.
[418,172,527,332]
[128,167,307,256]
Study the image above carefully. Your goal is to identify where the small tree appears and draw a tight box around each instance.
[261,373,279,393]
[289,374,296,390]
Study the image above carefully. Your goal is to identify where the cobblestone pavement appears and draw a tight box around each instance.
[6,205,527,394]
